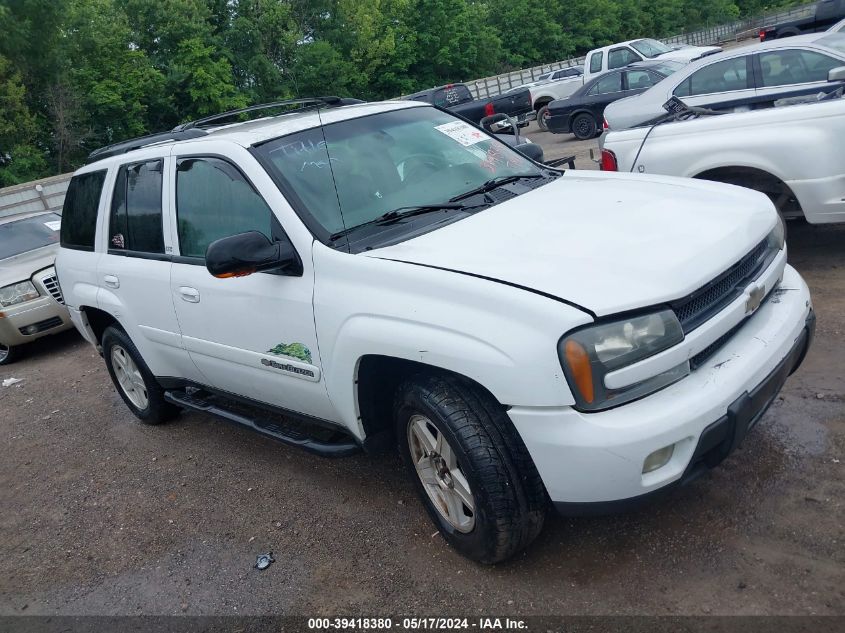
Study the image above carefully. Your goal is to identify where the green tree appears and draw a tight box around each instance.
[0,55,46,186]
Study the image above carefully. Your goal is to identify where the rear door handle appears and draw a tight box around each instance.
[179,286,200,303]
[103,275,120,289]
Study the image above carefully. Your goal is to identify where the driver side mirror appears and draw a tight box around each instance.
[828,66,845,82]
[205,231,302,278]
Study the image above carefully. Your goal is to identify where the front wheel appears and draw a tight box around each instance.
[395,374,546,564]
[571,113,598,140]
[536,105,550,132]
[0,342,22,365]
[102,325,178,424]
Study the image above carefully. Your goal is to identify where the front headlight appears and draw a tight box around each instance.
[767,215,785,251]
[559,310,688,411]
[0,281,40,307]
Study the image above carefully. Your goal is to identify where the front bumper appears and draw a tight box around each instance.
[0,296,72,346]
[508,264,813,510]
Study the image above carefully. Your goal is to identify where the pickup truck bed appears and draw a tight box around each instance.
[600,92,845,224]
[761,0,845,40]
[404,83,534,125]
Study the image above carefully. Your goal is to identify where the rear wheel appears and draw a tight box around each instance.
[102,326,178,424]
[395,373,546,564]
[0,342,22,366]
[572,113,598,140]
[536,105,551,131]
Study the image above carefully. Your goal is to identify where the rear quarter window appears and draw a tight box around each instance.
[589,51,604,73]
[60,170,107,251]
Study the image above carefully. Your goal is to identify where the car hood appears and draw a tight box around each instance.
[0,245,58,288]
[656,45,722,62]
[367,171,776,317]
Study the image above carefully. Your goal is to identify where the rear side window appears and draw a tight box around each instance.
[109,159,165,254]
[595,72,623,94]
[175,157,272,259]
[625,70,658,90]
[60,170,106,251]
[608,47,642,70]
[758,49,841,87]
[674,56,749,97]
[432,85,473,107]
[589,51,604,73]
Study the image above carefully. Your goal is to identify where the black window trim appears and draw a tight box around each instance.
[172,152,297,268]
[107,156,167,259]
[60,169,108,252]
[608,46,642,70]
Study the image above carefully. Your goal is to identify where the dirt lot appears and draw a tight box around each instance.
[1,137,843,616]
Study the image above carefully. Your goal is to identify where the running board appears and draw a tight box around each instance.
[164,389,360,457]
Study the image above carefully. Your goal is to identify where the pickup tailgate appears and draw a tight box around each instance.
[492,89,532,117]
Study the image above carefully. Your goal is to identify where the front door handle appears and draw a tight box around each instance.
[179,286,200,303]
[103,275,120,289]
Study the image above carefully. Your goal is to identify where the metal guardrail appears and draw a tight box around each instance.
[465,2,817,100]
[0,173,72,219]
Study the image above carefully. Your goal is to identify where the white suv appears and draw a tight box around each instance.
[56,98,814,564]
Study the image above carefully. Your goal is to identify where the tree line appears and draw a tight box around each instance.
[0,0,800,185]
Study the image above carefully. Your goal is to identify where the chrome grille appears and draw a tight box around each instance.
[40,273,64,305]
[672,239,771,333]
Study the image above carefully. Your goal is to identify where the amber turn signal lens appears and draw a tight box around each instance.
[564,340,594,404]
[214,268,256,279]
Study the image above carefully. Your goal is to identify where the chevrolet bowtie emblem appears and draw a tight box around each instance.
[745,284,765,314]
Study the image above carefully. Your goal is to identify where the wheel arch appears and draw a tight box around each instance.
[78,305,119,346]
[355,355,507,453]
[533,96,553,111]
[692,165,804,218]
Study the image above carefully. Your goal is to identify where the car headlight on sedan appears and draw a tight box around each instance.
[559,310,688,411]
[0,281,40,307]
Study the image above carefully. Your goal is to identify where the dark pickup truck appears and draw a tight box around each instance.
[404,83,534,127]
[760,0,845,40]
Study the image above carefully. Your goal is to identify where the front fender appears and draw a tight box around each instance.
[313,246,592,437]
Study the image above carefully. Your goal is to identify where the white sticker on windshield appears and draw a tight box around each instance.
[44,220,61,231]
[434,121,486,147]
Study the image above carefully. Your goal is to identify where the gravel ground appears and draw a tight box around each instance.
[0,144,842,617]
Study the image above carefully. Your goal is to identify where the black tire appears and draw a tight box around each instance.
[101,325,178,425]
[572,113,598,140]
[395,373,546,564]
[0,342,22,366]
[536,105,550,131]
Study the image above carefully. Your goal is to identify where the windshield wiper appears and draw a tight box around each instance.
[329,203,471,241]
[449,173,545,202]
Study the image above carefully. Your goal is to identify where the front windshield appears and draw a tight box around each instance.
[256,106,540,240]
[631,39,673,58]
[0,213,61,260]
[651,61,684,76]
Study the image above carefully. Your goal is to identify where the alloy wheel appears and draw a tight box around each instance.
[111,345,149,410]
[407,414,476,533]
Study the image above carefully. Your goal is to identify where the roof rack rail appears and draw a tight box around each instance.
[86,129,208,164]
[85,96,365,164]
[173,96,365,131]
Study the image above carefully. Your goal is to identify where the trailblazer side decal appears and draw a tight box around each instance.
[266,342,312,364]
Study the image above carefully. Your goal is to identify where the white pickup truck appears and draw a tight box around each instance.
[599,91,845,224]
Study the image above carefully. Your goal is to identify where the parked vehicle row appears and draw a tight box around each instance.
[600,77,845,224]
[545,60,684,138]
[604,32,845,130]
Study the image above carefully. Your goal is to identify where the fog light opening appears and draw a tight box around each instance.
[643,445,675,474]
[25,325,39,334]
